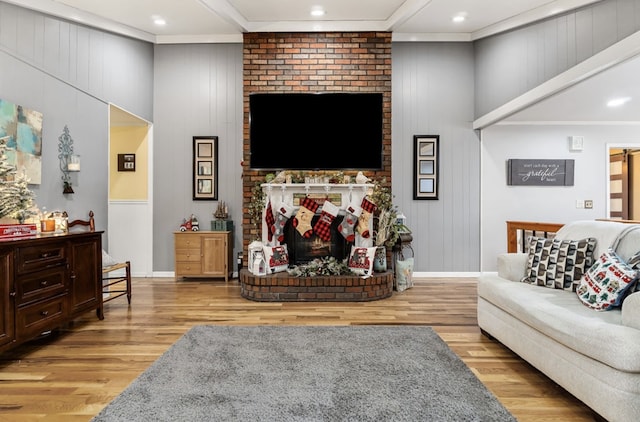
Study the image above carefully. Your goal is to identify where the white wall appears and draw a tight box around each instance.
[480,123,640,271]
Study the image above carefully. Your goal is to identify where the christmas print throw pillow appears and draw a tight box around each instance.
[575,248,639,311]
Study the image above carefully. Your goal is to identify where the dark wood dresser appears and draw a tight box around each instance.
[0,231,103,353]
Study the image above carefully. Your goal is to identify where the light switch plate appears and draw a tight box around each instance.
[570,136,584,151]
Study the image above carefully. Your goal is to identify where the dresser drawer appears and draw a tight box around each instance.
[16,296,66,341]
[174,236,201,251]
[16,242,67,274]
[175,262,202,275]
[16,265,67,306]
[175,249,201,262]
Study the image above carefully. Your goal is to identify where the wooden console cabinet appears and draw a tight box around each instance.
[0,231,103,353]
[174,231,233,281]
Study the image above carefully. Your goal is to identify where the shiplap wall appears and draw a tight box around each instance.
[475,0,640,118]
[151,42,478,273]
[153,44,244,272]
[392,43,480,272]
[4,0,635,273]
[0,2,153,246]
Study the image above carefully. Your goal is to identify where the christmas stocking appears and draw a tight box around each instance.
[338,201,362,243]
[293,197,319,238]
[271,202,294,243]
[313,200,340,241]
[356,196,377,239]
[265,200,275,242]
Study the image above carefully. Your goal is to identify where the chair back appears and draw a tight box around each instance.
[65,210,95,232]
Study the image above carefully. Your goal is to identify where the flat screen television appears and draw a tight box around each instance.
[249,92,383,170]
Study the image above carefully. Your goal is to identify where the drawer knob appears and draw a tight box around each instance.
[40,280,49,286]
[40,310,49,317]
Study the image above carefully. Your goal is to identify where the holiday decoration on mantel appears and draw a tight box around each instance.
[293,196,319,238]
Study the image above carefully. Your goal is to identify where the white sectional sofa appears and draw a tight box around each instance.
[478,220,640,422]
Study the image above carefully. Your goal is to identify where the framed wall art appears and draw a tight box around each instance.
[413,135,439,200]
[193,136,218,200]
[117,153,136,172]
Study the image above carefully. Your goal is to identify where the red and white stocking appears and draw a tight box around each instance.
[271,202,295,243]
[356,196,377,239]
[264,200,275,242]
[293,197,319,238]
[313,200,339,241]
[338,201,362,243]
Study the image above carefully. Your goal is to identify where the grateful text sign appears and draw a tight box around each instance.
[507,159,574,186]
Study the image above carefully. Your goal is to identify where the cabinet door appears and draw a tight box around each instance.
[68,236,102,318]
[0,248,15,348]
[201,234,226,276]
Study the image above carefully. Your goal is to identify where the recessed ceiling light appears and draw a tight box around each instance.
[152,15,166,26]
[452,13,467,23]
[311,6,326,17]
[607,97,631,107]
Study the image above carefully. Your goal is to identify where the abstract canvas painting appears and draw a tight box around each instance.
[0,98,43,184]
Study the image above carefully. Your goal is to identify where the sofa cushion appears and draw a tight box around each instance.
[622,292,640,330]
[347,246,376,277]
[522,236,596,290]
[611,225,640,262]
[555,220,631,259]
[263,244,289,274]
[497,253,528,282]
[575,249,639,311]
[478,274,640,372]
[626,250,640,293]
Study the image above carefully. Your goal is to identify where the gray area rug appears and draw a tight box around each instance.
[92,325,516,421]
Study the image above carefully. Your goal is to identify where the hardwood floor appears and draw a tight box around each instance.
[0,277,598,421]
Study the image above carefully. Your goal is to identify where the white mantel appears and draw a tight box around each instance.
[261,183,375,248]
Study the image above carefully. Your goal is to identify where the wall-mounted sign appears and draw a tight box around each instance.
[507,159,574,186]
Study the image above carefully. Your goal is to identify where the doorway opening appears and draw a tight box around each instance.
[608,146,640,220]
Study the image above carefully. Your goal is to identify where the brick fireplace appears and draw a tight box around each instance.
[242,32,392,252]
[240,32,393,300]
[284,215,348,265]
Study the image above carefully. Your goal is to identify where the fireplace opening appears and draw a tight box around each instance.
[284,215,349,265]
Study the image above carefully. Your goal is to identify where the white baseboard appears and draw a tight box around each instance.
[152,271,480,278]
[413,272,481,278]
[153,271,175,278]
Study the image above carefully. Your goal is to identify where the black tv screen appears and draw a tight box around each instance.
[249,92,383,170]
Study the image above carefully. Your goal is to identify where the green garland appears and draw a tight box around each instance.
[287,256,353,277]
[248,182,266,239]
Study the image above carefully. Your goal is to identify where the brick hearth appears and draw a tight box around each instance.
[239,269,394,302]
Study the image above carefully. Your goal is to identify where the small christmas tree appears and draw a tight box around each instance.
[0,139,37,222]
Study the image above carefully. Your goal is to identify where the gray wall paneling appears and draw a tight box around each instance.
[392,43,480,272]
[153,44,243,272]
[475,0,640,118]
[6,0,635,273]
[0,2,153,245]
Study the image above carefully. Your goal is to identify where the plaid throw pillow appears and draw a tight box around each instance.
[522,236,597,290]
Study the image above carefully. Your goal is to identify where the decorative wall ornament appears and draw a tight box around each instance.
[413,135,439,200]
[58,125,80,194]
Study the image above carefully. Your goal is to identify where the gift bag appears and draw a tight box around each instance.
[395,257,414,292]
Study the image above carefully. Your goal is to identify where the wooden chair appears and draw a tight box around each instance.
[65,211,132,305]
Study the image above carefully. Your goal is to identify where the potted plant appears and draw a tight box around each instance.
[371,179,399,272]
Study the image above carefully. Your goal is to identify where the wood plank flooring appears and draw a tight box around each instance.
[0,277,598,421]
